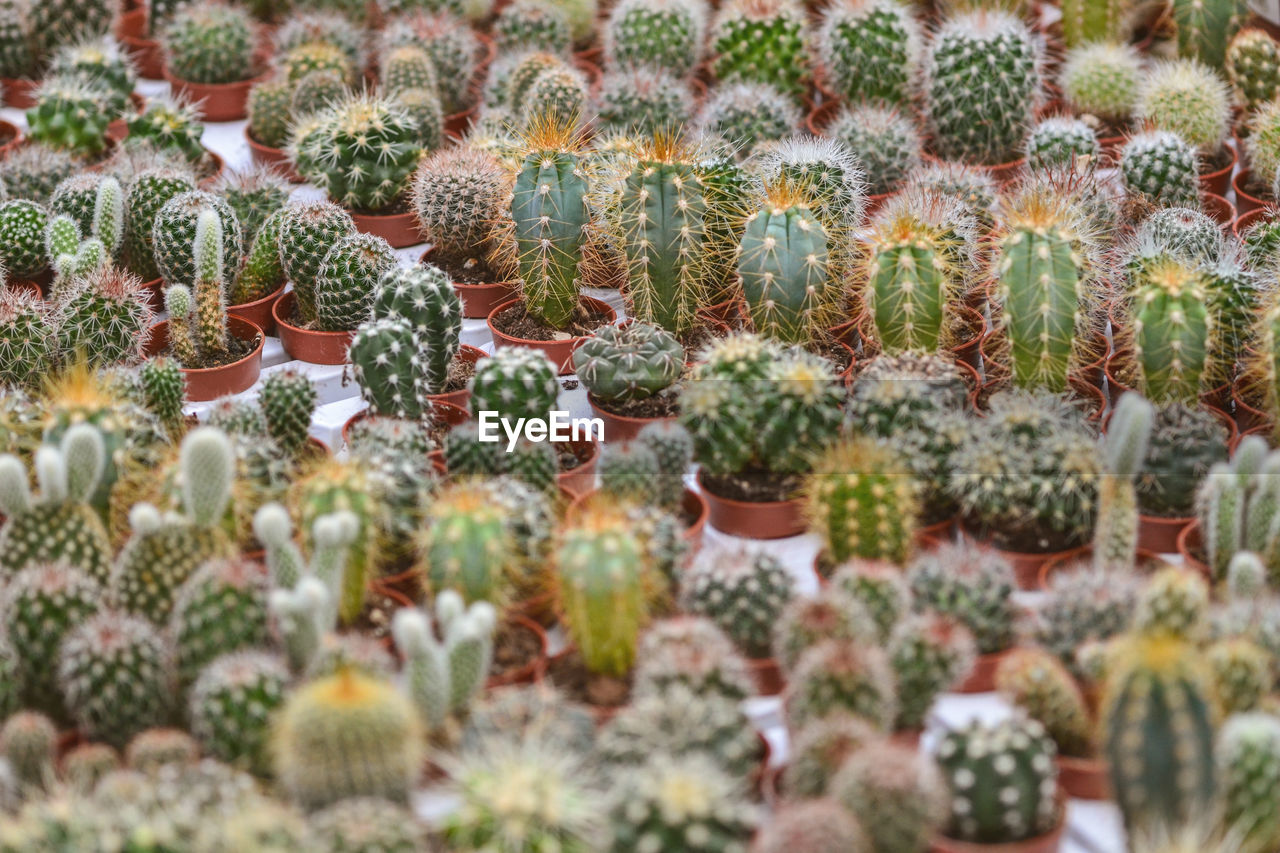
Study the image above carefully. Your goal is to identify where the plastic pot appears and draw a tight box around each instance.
[2,77,36,108]
[697,469,806,540]
[273,291,354,365]
[140,315,264,402]
[929,807,1066,853]
[1199,144,1237,197]
[420,247,518,319]
[487,296,618,374]
[228,285,284,336]
[0,119,21,159]
[244,126,304,182]
[163,68,268,122]
[1057,754,1111,801]
[1201,191,1235,226]
[1234,169,1270,214]
[954,648,1011,694]
[350,207,423,248]
[586,392,678,442]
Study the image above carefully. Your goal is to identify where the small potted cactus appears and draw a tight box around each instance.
[1134,58,1234,196]
[681,333,844,538]
[143,211,264,400]
[1135,402,1230,552]
[1059,43,1142,151]
[160,2,266,121]
[573,321,684,440]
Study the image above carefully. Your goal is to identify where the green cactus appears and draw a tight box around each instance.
[257,369,317,460]
[469,345,560,424]
[780,713,876,798]
[711,0,808,97]
[1171,0,1245,70]
[805,437,921,566]
[907,160,999,232]
[381,43,439,96]
[816,0,920,104]
[828,103,922,196]
[633,421,692,510]
[1031,564,1140,675]
[608,752,757,852]
[233,206,287,305]
[164,210,231,365]
[126,96,206,166]
[826,560,911,644]
[696,81,798,152]
[832,739,950,853]
[682,548,793,659]
[215,167,288,247]
[1217,712,1280,852]
[152,189,242,289]
[786,638,896,728]
[0,292,56,392]
[0,0,33,81]
[29,0,114,58]
[1130,257,1214,404]
[1120,131,1201,208]
[392,591,496,732]
[908,542,1017,654]
[604,0,707,77]
[890,612,976,731]
[247,77,292,149]
[1093,393,1155,569]
[0,711,55,790]
[160,2,257,85]
[1060,42,1142,125]
[123,166,197,283]
[169,557,269,691]
[290,69,348,117]
[996,647,1095,757]
[1228,28,1280,111]
[410,145,510,267]
[0,199,50,279]
[276,200,356,324]
[631,617,755,703]
[313,232,398,332]
[1026,117,1100,170]
[1061,0,1122,46]
[1208,637,1273,714]
[381,12,480,114]
[273,669,424,810]
[369,265,462,396]
[1102,635,1217,834]
[349,318,428,419]
[58,267,152,369]
[597,443,661,504]
[189,651,289,775]
[574,322,683,404]
[123,728,196,772]
[935,715,1062,844]
[137,357,186,437]
[310,797,429,851]
[1136,59,1232,157]
[924,10,1043,166]
[494,0,572,55]
[25,74,116,159]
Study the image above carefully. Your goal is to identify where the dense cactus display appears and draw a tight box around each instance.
[682,548,793,658]
[817,0,920,104]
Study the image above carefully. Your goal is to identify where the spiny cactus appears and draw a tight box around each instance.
[313,231,398,333]
[786,638,897,728]
[123,166,197,284]
[1227,28,1280,112]
[273,669,424,810]
[598,443,662,504]
[381,11,481,114]
[1217,712,1280,852]
[469,345,560,423]
[631,617,756,703]
[996,647,1095,757]
[1060,42,1142,126]
[0,291,57,392]
[257,369,317,460]
[711,0,808,98]
[188,651,287,775]
[1129,256,1214,404]
[908,542,1017,654]
[832,739,950,853]
[247,78,292,149]
[25,74,116,159]
[57,266,152,369]
[276,200,356,324]
[411,145,510,268]
[1026,116,1100,170]
[392,591,497,733]
[136,357,186,437]
[169,556,269,690]
[369,265,462,396]
[696,81,798,152]
[890,611,976,730]
[310,797,430,851]
[754,798,870,853]
[1062,0,1123,46]
[574,322,684,404]
[828,103,922,196]
[1120,131,1201,208]
[681,548,793,659]
[604,0,707,77]
[278,41,353,85]
[290,69,348,118]
[633,421,693,510]
[160,2,257,85]
[1208,637,1273,714]
[0,200,50,280]
[924,10,1043,166]
[817,0,920,104]
[1136,59,1232,156]
[805,438,920,566]
[935,715,1061,844]
[349,318,429,419]
[1093,393,1155,569]
[0,711,56,790]
[417,480,530,606]
[494,0,572,55]
[163,211,231,367]
[126,95,206,166]
[152,189,242,290]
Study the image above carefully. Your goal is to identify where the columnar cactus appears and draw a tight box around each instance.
[349,318,429,419]
[276,201,356,325]
[1130,256,1214,404]
[1227,28,1280,111]
[161,2,257,85]
[935,715,1061,844]
[25,75,116,158]
[247,78,292,149]
[1061,0,1122,46]
[369,265,462,397]
[696,81,799,151]
[1103,635,1217,833]
[924,10,1043,166]
[607,753,758,851]
[418,481,523,606]
[890,612,976,730]
[1093,394,1155,569]
[681,548,794,659]
[137,357,186,438]
[711,0,808,97]
[805,438,920,565]
[908,542,1017,655]
[169,557,269,690]
[257,369,317,460]
[996,647,1095,757]
[273,669,424,810]
[392,591,497,732]
[604,0,707,77]
[817,0,921,104]
[1217,712,1280,852]
[832,740,950,853]
[1171,0,1245,70]
[189,651,289,775]
[57,610,172,748]
[574,322,684,404]
[1120,131,1201,208]
[164,210,231,366]
[861,188,974,355]
[829,103,922,196]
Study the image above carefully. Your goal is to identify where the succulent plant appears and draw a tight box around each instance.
[257,369,317,460]
[630,617,756,703]
[169,556,269,691]
[786,638,897,729]
[832,739,950,853]
[604,0,707,77]
[189,651,288,775]
[1227,28,1280,112]
[711,0,808,97]
[1135,59,1232,157]
[123,166,197,284]
[152,189,242,291]
[61,742,120,792]
[57,266,152,369]
[681,548,793,659]
[469,346,560,423]
[1,143,78,206]
[0,199,50,280]
[1217,712,1280,852]
[0,291,57,391]
[247,77,293,149]
[828,103,922,196]
[310,797,430,851]
[906,160,998,232]
[696,81,799,152]
[908,542,1017,655]
[162,213,232,368]
[997,647,1095,757]
[1171,0,1245,70]
[290,69,348,118]
[411,145,510,269]
[313,231,398,333]
[935,715,1061,844]
[574,322,683,404]
[817,0,920,104]
[125,95,206,166]
[275,200,356,323]
[1120,130,1201,208]
[1059,42,1142,125]
[890,611,976,730]
[607,752,757,851]
[754,798,870,853]
[1093,393,1155,570]
[1026,116,1099,170]
[805,437,921,566]
[1061,0,1123,46]
[494,0,573,55]
[25,74,117,159]
[349,318,429,419]
[382,11,480,114]
[392,591,497,733]
[0,0,34,81]
[123,727,198,772]
[161,2,257,85]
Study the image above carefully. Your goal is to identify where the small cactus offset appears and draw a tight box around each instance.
[273,669,424,810]
[1093,393,1155,569]
[805,437,921,566]
[391,591,497,732]
[934,715,1061,844]
[1026,117,1099,170]
[1216,712,1280,852]
[1227,28,1280,112]
[574,322,684,404]
[681,548,794,659]
[165,210,232,368]
[817,0,921,105]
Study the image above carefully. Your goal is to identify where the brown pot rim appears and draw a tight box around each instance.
[487,295,618,374]
[696,468,806,539]
[142,314,265,402]
[954,648,1011,694]
[1201,190,1236,225]
[162,67,269,121]
[1233,206,1271,238]
[243,125,304,182]
[1234,168,1270,213]
[272,290,355,365]
[349,206,424,248]
[341,399,471,445]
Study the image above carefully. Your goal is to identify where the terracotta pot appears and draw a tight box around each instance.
[697,468,806,540]
[444,102,478,141]
[140,315,264,402]
[954,648,1010,694]
[681,487,710,555]
[1137,515,1193,554]
[929,811,1066,853]
[0,119,20,159]
[228,285,283,336]
[487,296,618,374]
[1234,169,1270,215]
[244,127,304,182]
[2,77,36,108]
[1199,144,1237,196]
[1201,191,1235,226]
[419,247,518,319]
[350,208,422,248]
[1234,206,1271,239]
[163,68,268,122]
[486,614,548,688]
[1233,368,1273,432]
[117,9,164,78]
[139,277,164,311]
[968,540,1090,591]
[916,517,955,550]
[747,656,784,695]
[1057,754,1112,800]
[557,438,601,499]
[1098,135,1125,161]
[427,344,488,408]
[197,150,226,189]
[273,291,354,365]
[585,392,677,442]
[1176,519,1210,578]
[699,296,746,327]
[5,279,41,298]
[1037,546,1177,589]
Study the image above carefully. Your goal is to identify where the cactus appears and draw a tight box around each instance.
[1120,131,1201,208]
[1026,117,1099,170]
[169,557,269,691]
[711,0,808,97]
[45,214,106,292]
[494,0,572,55]
[0,291,57,392]
[417,480,529,606]
[935,715,1061,844]
[57,267,152,368]
[786,638,897,728]
[161,2,257,85]
[0,200,49,279]
[392,591,497,732]
[1062,0,1122,46]
[825,561,910,644]
[574,322,683,404]
[890,612,976,731]
[164,210,232,366]
[125,727,197,772]
[696,81,798,152]
[137,357,186,437]
[382,12,480,114]
[0,0,33,81]
[1228,28,1280,112]
[828,103,922,196]
[3,144,77,207]
[832,739,950,853]
[290,68,348,117]
[604,0,707,77]
[1102,635,1217,834]
[522,66,591,131]
[607,752,757,851]
[805,438,920,566]
[907,160,999,233]
[846,353,968,436]
[1196,461,1251,582]
[631,617,756,703]
[441,731,606,851]
[309,798,429,851]
[1093,393,1155,569]
[276,200,356,324]
[278,40,353,85]
[1130,256,1214,404]
[152,189,242,290]
[1139,206,1225,263]
[1217,712,1280,852]
[596,442,660,504]
[860,188,973,355]
[312,232,398,333]
[349,318,429,419]
[0,426,112,583]
[754,798,870,853]
[1136,59,1232,157]
[123,166,197,284]
[781,713,877,798]
[681,548,793,659]
[233,206,287,305]
[112,428,235,624]
[57,610,172,748]
[924,10,1043,166]
[633,421,693,510]
[1207,637,1273,714]
[257,369,317,460]
[0,711,54,790]
[817,0,920,104]
[61,743,120,791]
[246,78,292,149]
[25,74,117,159]
[189,651,288,775]
[411,145,510,268]
[292,90,422,213]
[1171,0,1245,70]
[997,647,1095,757]
[444,424,559,496]
[908,542,1017,655]
[214,167,288,248]
[469,345,561,424]
[369,265,462,396]
[273,669,424,810]
[126,96,206,166]
[599,683,761,778]
[1060,42,1142,125]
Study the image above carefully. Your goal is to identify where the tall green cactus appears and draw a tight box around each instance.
[369,265,461,397]
[1172,0,1245,69]
[1131,257,1214,405]
[1094,393,1155,570]
[511,123,589,331]
[1062,0,1122,47]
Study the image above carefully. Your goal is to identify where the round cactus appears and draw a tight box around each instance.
[56,266,153,368]
[1207,637,1273,714]
[596,67,695,137]
[711,0,809,97]
[832,739,950,853]
[123,166,197,284]
[681,548,793,659]
[2,143,77,206]
[469,346,561,422]
[996,647,1095,757]
[190,651,289,775]
[604,0,707,77]
[1135,59,1232,155]
[1026,116,1099,170]
[631,617,756,703]
[908,542,1017,655]
[350,318,429,419]
[310,797,431,851]
[1060,42,1143,125]
[0,199,50,279]
[247,78,293,149]
[890,612,976,730]
[313,232,398,332]
[125,95,207,166]
[574,322,684,404]
[607,752,757,852]
[828,560,912,643]
[0,710,55,789]
[1228,28,1280,112]
[697,81,798,152]
[257,369,317,459]
[828,103,922,195]
[805,438,921,566]
[125,727,198,771]
[151,189,242,288]
[1120,130,1201,208]
[169,557,270,691]
[411,145,510,266]
[494,0,572,55]
[1217,712,1280,852]
[25,74,116,158]
[785,638,897,729]
[160,2,257,85]
[0,290,59,390]
[816,0,921,104]
[276,200,356,323]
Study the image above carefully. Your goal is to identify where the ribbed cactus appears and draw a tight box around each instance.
[924,10,1043,166]
[418,482,519,606]
[189,651,289,775]
[1227,28,1280,111]
[1171,0,1245,70]
[786,638,896,728]
[861,188,973,355]
[313,232,398,333]
[1120,131,1201,208]
[349,318,428,419]
[522,66,589,130]
[682,548,794,659]
[1026,117,1100,170]
[25,74,116,158]
[829,103,922,196]
[127,97,207,166]
[598,442,661,504]
[832,740,949,853]
[555,504,648,679]
[604,0,707,77]
[392,591,497,733]
[0,143,76,208]
[152,189,242,290]
[1103,635,1217,834]
[997,647,1095,757]
[169,557,269,691]
[247,78,292,149]
[1136,59,1232,156]
[1208,637,1273,714]
[817,0,920,104]
[1060,42,1142,124]
[1094,394,1155,569]
[890,612,976,731]
[1196,462,1250,583]
[805,438,920,566]
[0,199,50,280]
[1217,712,1280,852]
[123,167,197,284]
[1131,256,1214,404]
[160,2,257,85]
[469,346,560,423]
[711,0,808,97]
[596,70,691,138]
[1062,0,1122,46]
[494,0,572,55]
[574,322,684,404]
[166,210,232,367]
[369,265,462,396]
[935,715,1061,843]
[276,200,356,325]
[754,799,869,853]
[273,669,424,810]
[908,542,1017,654]
[257,369,316,460]
[0,291,56,391]
[411,145,510,267]
[278,41,353,85]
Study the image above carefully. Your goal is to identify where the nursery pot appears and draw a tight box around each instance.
[163,68,268,122]
[697,469,806,540]
[273,291,354,365]
[341,400,470,447]
[487,296,618,374]
[427,344,488,408]
[420,247,518,319]
[1176,519,1210,578]
[485,614,549,688]
[585,392,678,442]
[1057,754,1111,800]
[954,648,1011,694]
[244,126,304,182]
[557,438,601,500]
[1233,367,1272,433]
[1199,144,1237,197]
[568,487,710,555]
[1137,515,1193,554]
[915,517,956,550]
[141,315,264,402]
[2,77,36,109]
[117,10,164,78]
[748,657,785,696]
[197,150,226,189]
[228,285,284,336]
[1234,169,1270,215]
[350,207,423,248]
[1201,191,1235,226]
[1234,207,1270,239]
[929,806,1067,853]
